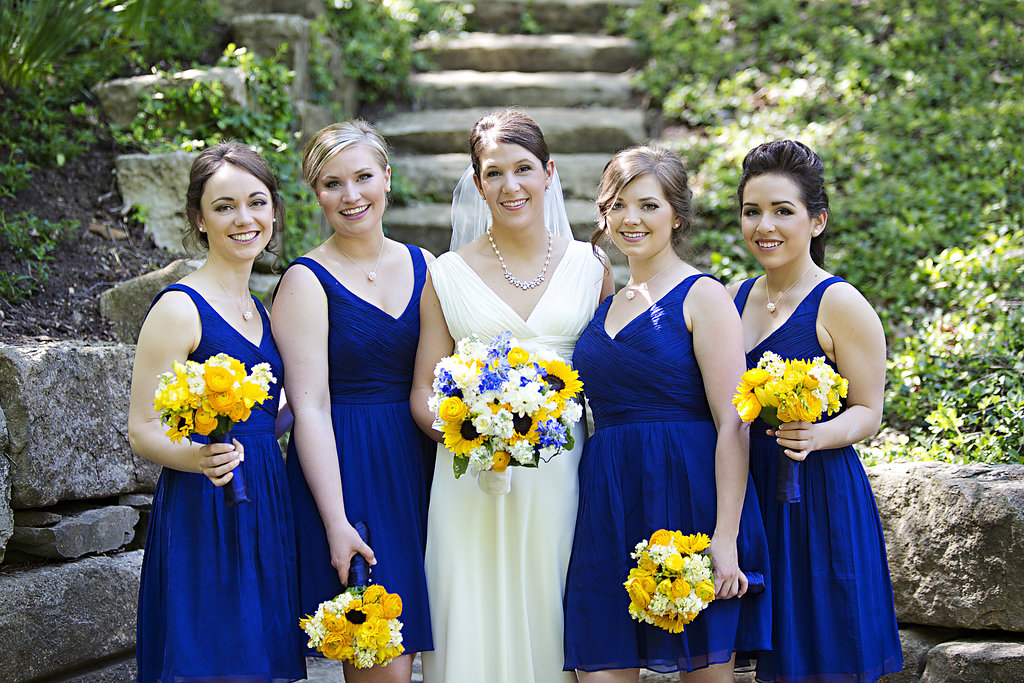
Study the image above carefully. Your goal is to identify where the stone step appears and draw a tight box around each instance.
[393,152,609,202]
[378,107,645,155]
[386,199,599,257]
[414,32,637,73]
[466,0,643,34]
[409,70,634,109]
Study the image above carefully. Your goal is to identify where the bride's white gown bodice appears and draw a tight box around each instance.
[423,241,606,682]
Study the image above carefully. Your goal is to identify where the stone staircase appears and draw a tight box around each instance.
[381,0,647,256]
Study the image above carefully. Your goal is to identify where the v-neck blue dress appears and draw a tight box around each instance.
[136,284,305,683]
[734,276,902,683]
[284,244,434,655]
[564,274,772,673]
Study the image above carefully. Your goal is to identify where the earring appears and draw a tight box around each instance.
[199,227,206,233]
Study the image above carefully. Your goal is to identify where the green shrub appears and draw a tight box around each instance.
[0,212,75,303]
[622,0,1024,463]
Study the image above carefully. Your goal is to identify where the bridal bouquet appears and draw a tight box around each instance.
[430,331,583,480]
[153,353,275,505]
[624,529,716,634]
[732,351,848,502]
[300,583,405,667]
[153,352,276,443]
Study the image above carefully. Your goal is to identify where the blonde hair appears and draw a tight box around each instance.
[301,120,389,188]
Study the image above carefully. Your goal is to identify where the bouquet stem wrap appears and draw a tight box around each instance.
[348,521,370,587]
[209,431,250,506]
[776,447,801,504]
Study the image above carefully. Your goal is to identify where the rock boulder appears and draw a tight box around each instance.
[867,462,1024,632]
[921,639,1024,682]
[99,258,202,343]
[0,551,143,682]
[115,151,197,252]
[0,342,161,507]
[93,67,247,129]
[8,505,139,560]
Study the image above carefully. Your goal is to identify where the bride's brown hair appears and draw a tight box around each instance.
[469,109,551,179]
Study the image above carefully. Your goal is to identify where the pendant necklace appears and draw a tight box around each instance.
[333,235,386,283]
[487,226,552,291]
[624,260,677,301]
[765,263,814,313]
[213,275,254,322]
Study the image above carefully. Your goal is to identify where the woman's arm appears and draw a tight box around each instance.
[410,273,455,442]
[127,291,242,486]
[271,263,373,583]
[772,282,886,459]
[687,276,751,600]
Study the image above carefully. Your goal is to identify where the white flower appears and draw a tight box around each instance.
[561,400,583,423]
[510,440,535,465]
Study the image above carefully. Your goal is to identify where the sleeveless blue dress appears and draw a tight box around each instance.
[284,244,434,655]
[136,284,305,683]
[564,274,772,673]
[734,276,902,683]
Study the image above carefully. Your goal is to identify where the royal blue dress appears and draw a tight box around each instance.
[734,276,902,683]
[284,244,434,655]
[564,274,772,673]
[136,284,305,683]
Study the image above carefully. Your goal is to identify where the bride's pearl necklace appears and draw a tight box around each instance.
[487,226,552,291]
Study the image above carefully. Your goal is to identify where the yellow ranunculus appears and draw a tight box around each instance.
[381,592,403,619]
[649,529,673,547]
[204,365,235,393]
[733,391,762,423]
[361,603,384,620]
[194,408,219,435]
[670,578,692,600]
[638,552,657,573]
[740,367,770,389]
[362,584,386,604]
[507,346,530,366]
[438,396,469,423]
[753,384,779,408]
[695,579,716,603]
[657,578,673,595]
[227,402,250,423]
[207,389,238,414]
[491,450,511,472]
[625,578,652,608]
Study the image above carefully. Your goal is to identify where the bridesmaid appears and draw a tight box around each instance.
[564,146,771,681]
[729,140,902,682]
[271,121,434,682]
[129,142,305,682]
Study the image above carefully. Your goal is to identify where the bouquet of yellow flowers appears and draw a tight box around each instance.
[299,522,405,668]
[732,351,848,502]
[153,352,276,504]
[624,530,716,634]
[430,331,583,492]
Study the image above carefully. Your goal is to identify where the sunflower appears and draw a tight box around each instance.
[442,418,487,455]
[539,358,583,405]
[506,410,544,445]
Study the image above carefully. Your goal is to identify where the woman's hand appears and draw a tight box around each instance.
[710,532,747,600]
[770,420,819,461]
[195,438,243,486]
[326,521,376,587]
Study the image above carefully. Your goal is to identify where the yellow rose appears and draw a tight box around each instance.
[740,367,770,389]
[625,578,652,608]
[663,553,684,573]
[491,450,511,473]
[439,396,469,423]
[507,346,530,366]
[381,592,403,619]
[240,380,269,405]
[695,579,716,603]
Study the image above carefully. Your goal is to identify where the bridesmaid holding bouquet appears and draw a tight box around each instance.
[729,139,902,682]
[129,142,305,682]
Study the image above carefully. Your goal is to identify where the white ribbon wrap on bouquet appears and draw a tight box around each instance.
[475,467,512,495]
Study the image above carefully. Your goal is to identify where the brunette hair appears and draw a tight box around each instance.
[737,139,829,266]
[592,145,694,251]
[301,120,389,189]
[469,109,551,178]
[183,142,284,261]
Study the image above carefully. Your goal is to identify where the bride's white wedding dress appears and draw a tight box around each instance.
[422,240,606,682]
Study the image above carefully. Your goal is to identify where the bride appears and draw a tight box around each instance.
[411,109,613,682]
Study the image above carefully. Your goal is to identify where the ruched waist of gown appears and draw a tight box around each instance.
[329,381,412,404]
[592,404,713,429]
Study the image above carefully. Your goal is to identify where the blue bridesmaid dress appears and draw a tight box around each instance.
[284,243,434,655]
[136,284,306,683]
[564,274,772,673]
[734,276,903,682]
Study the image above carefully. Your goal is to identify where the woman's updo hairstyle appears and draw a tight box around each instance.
[737,139,829,266]
[592,145,694,251]
[469,109,551,178]
[183,141,284,261]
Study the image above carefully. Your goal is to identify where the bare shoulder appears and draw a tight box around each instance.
[687,271,737,310]
[276,257,323,296]
[820,279,879,323]
[137,287,200,353]
[419,246,436,264]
